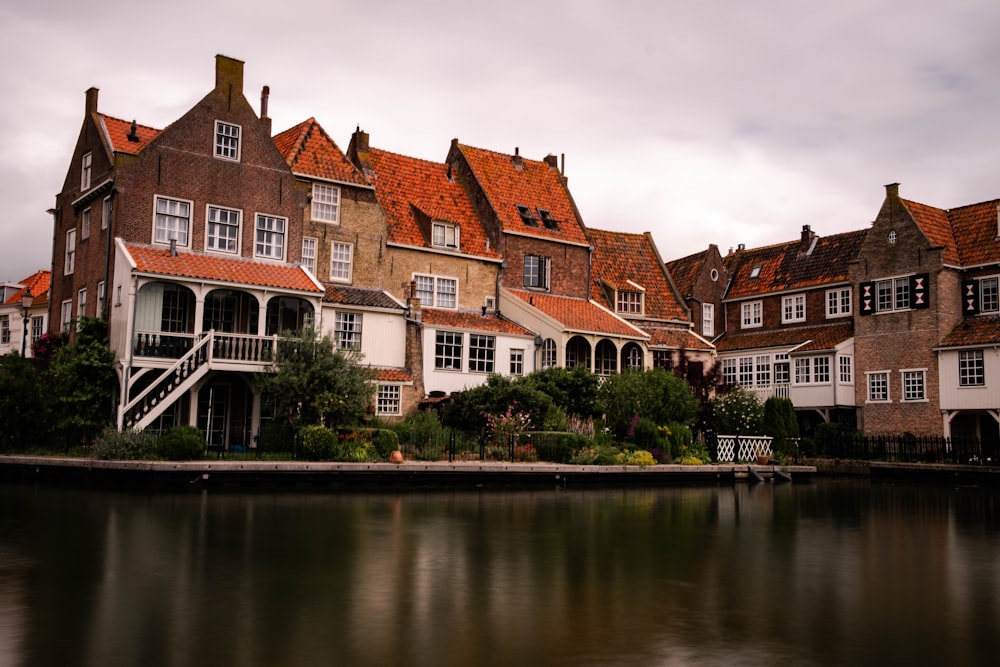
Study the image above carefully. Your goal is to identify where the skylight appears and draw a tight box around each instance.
[516,205,538,227]
[750,266,761,279]
[538,209,558,229]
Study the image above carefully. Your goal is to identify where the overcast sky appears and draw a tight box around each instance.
[2,0,999,284]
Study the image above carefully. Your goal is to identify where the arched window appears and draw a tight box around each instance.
[203,289,259,334]
[595,339,618,375]
[565,335,591,369]
[622,343,643,371]
[541,338,557,369]
[265,296,314,336]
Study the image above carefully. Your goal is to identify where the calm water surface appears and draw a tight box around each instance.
[1,479,998,666]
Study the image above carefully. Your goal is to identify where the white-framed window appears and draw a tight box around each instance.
[81,152,92,190]
[102,196,111,230]
[469,335,495,373]
[61,300,72,333]
[0,316,9,345]
[510,349,524,376]
[959,350,985,387]
[77,288,87,322]
[794,358,811,384]
[702,303,714,336]
[876,277,910,312]
[206,206,241,254]
[826,288,851,318]
[722,358,737,385]
[541,339,557,369]
[330,242,353,282]
[334,311,362,350]
[739,357,754,385]
[97,281,106,319]
[301,237,317,274]
[524,255,550,290]
[981,277,999,313]
[414,274,457,308]
[782,294,806,323]
[755,355,771,386]
[435,331,463,370]
[255,214,286,260]
[31,316,43,342]
[774,353,790,385]
[794,357,830,385]
[867,371,889,402]
[311,183,340,223]
[432,222,460,249]
[154,196,191,246]
[839,355,853,384]
[902,369,926,401]
[81,208,91,240]
[214,121,240,161]
[749,266,761,279]
[376,385,401,416]
[741,301,762,328]
[617,291,643,315]
[65,229,76,275]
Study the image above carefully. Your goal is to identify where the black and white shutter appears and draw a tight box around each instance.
[910,273,930,309]
[859,281,875,315]
[962,280,980,314]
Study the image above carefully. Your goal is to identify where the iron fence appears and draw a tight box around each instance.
[821,434,994,465]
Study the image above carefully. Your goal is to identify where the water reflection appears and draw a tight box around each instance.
[1,480,998,666]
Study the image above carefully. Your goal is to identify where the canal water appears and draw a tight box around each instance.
[1,479,998,666]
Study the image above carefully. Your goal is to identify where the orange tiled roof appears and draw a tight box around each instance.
[666,248,709,297]
[902,199,961,265]
[99,114,160,155]
[939,315,1000,347]
[125,244,322,292]
[457,144,589,246]
[4,270,50,307]
[368,147,499,259]
[508,289,646,338]
[273,118,368,186]
[725,229,867,300]
[586,228,688,321]
[900,197,1000,267]
[373,368,412,382]
[646,326,714,351]
[715,322,852,353]
[421,309,534,336]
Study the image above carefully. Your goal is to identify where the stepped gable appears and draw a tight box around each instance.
[456,143,588,246]
[125,243,322,292]
[508,289,646,338]
[586,227,687,321]
[367,147,498,258]
[273,118,368,186]
[421,309,534,336]
[725,229,867,300]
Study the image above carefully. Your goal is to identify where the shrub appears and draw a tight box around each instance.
[300,425,337,461]
[336,430,375,462]
[531,432,590,463]
[91,427,158,460]
[710,386,764,435]
[762,396,799,457]
[157,426,205,460]
[615,449,657,466]
[258,419,295,453]
[365,428,399,459]
[569,443,619,465]
[513,443,538,462]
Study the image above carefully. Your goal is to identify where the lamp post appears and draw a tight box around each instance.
[21,288,33,357]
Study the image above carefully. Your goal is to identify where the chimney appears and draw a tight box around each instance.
[127,120,139,142]
[85,87,99,115]
[215,54,245,94]
[259,85,272,134]
[885,182,900,198]
[511,146,523,169]
[169,238,178,257]
[543,154,559,170]
[347,127,375,181]
[800,224,817,253]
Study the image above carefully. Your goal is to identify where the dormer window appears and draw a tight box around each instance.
[214,121,240,161]
[516,205,538,227]
[81,152,92,191]
[538,209,559,230]
[432,222,460,249]
[616,290,643,315]
[749,266,761,279]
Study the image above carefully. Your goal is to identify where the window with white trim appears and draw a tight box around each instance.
[782,294,806,323]
[867,371,889,402]
[722,358,737,385]
[376,385,401,416]
[981,277,999,313]
[301,238,317,274]
[0,316,9,345]
[523,255,550,289]
[876,277,910,312]
[154,196,191,246]
[81,152,92,190]
[469,335,495,373]
[214,121,240,161]
[826,288,851,317]
[435,331,463,370]
[81,208,91,240]
[755,355,771,386]
[959,350,985,386]
[738,357,753,385]
[334,311,362,351]
[414,274,457,308]
[65,229,76,275]
[102,196,111,230]
[794,356,830,385]
[510,349,524,376]
[31,316,43,342]
[432,222,460,249]
[78,288,87,321]
[312,183,340,223]
[774,354,790,385]
[741,301,762,328]
[97,281,106,319]
[61,300,72,333]
[617,291,643,315]
[839,355,853,384]
[330,242,353,282]
[255,214,286,259]
[794,358,811,384]
[541,339,557,369]
[206,206,240,253]
[702,303,714,336]
[902,370,926,401]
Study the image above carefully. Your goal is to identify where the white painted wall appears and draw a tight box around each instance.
[938,347,1000,410]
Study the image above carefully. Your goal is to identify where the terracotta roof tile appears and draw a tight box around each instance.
[368,147,499,259]
[948,200,1000,266]
[99,114,160,155]
[902,199,961,265]
[273,118,368,186]
[646,326,714,351]
[323,285,403,310]
[4,270,50,307]
[125,244,322,292]
[666,249,709,297]
[457,144,589,246]
[939,315,1000,347]
[508,289,645,338]
[373,368,412,382]
[716,322,852,353]
[586,228,688,321]
[421,309,534,336]
[725,229,867,300]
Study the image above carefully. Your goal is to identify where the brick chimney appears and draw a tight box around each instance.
[85,87,99,115]
[800,224,817,254]
[511,146,523,169]
[885,182,900,198]
[347,127,376,181]
[215,54,244,94]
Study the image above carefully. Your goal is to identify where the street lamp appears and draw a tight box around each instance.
[20,287,33,357]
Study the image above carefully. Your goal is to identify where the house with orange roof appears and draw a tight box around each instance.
[852,183,999,448]
[665,244,728,342]
[586,228,715,375]
[717,225,868,432]
[52,55,332,447]
[0,270,50,357]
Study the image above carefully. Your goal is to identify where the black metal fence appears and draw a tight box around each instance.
[820,434,996,465]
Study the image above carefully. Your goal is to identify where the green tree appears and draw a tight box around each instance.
[442,373,553,433]
[521,366,601,418]
[47,317,116,448]
[762,396,799,456]
[0,352,51,451]
[256,328,375,432]
[598,368,699,440]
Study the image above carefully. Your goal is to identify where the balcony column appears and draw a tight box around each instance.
[193,292,206,336]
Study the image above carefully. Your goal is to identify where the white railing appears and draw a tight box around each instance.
[715,435,773,462]
[747,383,790,401]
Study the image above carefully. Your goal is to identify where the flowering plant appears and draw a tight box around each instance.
[484,404,532,442]
[32,332,66,360]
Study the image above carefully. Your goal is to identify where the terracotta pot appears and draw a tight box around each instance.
[756,454,770,466]
[389,450,404,464]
